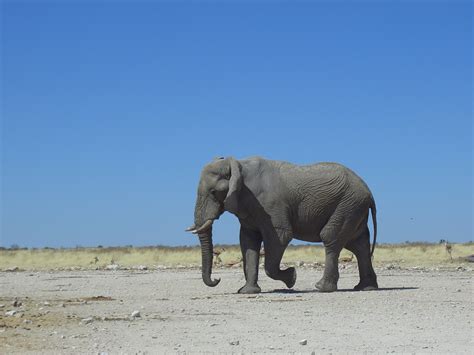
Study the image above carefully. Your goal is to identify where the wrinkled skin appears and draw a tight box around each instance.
[188,157,378,293]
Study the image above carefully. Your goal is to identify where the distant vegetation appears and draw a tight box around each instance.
[0,242,472,271]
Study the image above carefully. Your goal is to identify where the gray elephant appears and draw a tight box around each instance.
[186,157,378,293]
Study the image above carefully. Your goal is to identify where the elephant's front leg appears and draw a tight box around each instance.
[263,229,296,289]
[238,227,262,294]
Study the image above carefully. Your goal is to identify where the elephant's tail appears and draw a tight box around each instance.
[370,200,377,257]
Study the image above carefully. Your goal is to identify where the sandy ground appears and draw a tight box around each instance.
[1,266,472,354]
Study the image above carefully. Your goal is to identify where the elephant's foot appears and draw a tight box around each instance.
[354,279,378,291]
[283,267,297,289]
[237,284,261,294]
[315,278,337,293]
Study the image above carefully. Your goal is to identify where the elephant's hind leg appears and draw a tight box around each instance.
[316,214,351,292]
[345,226,378,291]
[315,244,342,292]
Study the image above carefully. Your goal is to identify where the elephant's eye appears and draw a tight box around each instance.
[210,189,216,196]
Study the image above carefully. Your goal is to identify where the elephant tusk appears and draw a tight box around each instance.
[185,224,197,232]
[192,219,213,234]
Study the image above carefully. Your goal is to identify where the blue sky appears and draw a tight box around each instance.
[1,1,472,248]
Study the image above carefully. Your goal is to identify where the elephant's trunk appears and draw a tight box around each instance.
[198,228,220,287]
[189,192,221,287]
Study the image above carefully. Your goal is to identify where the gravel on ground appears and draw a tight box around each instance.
[0,267,472,354]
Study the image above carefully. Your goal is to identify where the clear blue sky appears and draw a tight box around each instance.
[1,1,472,248]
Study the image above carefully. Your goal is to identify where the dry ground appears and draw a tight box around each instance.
[1,265,472,354]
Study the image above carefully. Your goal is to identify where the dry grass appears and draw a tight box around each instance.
[286,242,474,266]
[0,243,472,271]
[0,246,201,270]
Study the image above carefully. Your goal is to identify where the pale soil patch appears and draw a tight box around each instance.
[1,267,472,354]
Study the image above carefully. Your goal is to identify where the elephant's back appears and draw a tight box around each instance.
[280,161,372,197]
[278,161,350,194]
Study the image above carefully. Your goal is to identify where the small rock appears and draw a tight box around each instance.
[5,310,17,316]
[81,317,94,324]
[5,266,19,272]
[299,339,308,345]
[137,265,148,270]
[12,300,22,307]
[23,319,32,324]
[0,304,4,308]
[229,340,240,345]
[60,335,66,339]
[297,261,304,267]
[106,264,119,271]
[43,301,51,306]
[131,310,141,318]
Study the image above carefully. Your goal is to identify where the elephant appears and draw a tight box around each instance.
[186,156,378,293]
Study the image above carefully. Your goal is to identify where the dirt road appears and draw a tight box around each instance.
[1,266,472,354]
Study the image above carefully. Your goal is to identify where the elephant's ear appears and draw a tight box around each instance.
[224,157,243,215]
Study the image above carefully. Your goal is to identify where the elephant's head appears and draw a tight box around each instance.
[186,157,243,287]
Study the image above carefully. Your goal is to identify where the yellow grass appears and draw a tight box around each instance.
[0,243,472,271]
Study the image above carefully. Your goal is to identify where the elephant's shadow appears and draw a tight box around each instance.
[262,286,419,294]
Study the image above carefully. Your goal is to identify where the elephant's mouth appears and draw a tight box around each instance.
[185,219,214,234]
